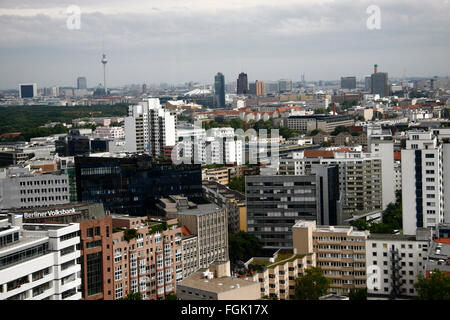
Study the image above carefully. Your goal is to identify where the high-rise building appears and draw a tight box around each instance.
[77,77,87,90]
[214,72,225,108]
[237,73,248,95]
[340,76,356,90]
[19,83,37,99]
[125,98,176,157]
[365,76,372,91]
[74,155,203,216]
[371,64,389,97]
[401,131,445,235]
[255,80,265,96]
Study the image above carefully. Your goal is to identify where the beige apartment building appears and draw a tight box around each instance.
[245,250,316,300]
[111,215,183,300]
[293,220,369,295]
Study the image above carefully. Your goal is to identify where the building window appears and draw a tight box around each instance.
[87,252,103,296]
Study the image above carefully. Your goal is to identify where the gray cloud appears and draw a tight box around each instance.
[0,0,449,89]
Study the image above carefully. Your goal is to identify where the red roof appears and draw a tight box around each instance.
[394,152,401,161]
[181,226,191,236]
[435,238,450,245]
[304,150,335,158]
[0,132,21,138]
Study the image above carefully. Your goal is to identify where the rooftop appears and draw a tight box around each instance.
[179,269,257,294]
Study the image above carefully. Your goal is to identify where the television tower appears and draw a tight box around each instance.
[101,39,108,95]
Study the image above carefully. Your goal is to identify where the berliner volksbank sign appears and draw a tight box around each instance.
[23,208,79,219]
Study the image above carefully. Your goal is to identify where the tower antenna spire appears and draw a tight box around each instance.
[101,34,108,96]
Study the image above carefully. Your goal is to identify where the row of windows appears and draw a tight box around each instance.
[19,179,67,186]
[20,196,68,202]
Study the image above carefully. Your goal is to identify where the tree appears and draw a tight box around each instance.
[165,293,177,300]
[414,269,450,300]
[349,288,367,300]
[228,231,263,264]
[294,267,331,300]
[228,176,245,194]
[121,292,143,300]
[331,126,350,136]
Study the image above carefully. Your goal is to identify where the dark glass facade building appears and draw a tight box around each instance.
[214,72,225,108]
[237,72,248,95]
[75,155,203,216]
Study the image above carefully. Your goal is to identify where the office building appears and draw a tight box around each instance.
[293,220,369,295]
[341,77,356,90]
[12,202,115,300]
[286,115,355,133]
[0,166,70,210]
[264,81,279,95]
[237,73,248,95]
[175,124,207,164]
[366,228,432,298]
[125,98,176,157]
[159,196,229,271]
[401,131,444,235]
[77,77,87,90]
[214,73,225,108]
[371,65,389,97]
[0,213,81,300]
[246,170,341,249]
[75,155,203,216]
[111,215,183,299]
[178,261,260,300]
[19,83,37,99]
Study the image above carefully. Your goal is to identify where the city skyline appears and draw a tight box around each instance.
[0,0,449,89]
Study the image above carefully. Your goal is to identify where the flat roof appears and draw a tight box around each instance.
[368,234,418,241]
[175,203,222,216]
[179,269,257,294]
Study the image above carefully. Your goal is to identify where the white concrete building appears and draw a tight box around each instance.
[0,213,81,300]
[125,98,176,157]
[0,167,70,210]
[175,124,207,164]
[94,126,125,139]
[366,228,431,298]
[401,131,444,235]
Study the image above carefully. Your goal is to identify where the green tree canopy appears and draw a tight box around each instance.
[294,267,331,300]
[414,269,450,300]
[121,292,143,300]
[348,288,367,300]
[228,176,245,194]
[228,231,263,264]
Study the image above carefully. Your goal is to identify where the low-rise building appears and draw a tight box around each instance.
[177,261,260,300]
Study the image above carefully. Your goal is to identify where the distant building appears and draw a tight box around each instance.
[19,83,37,99]
[255,81,265,96]
[77,77,87,90]
[237,73,248,95]
[278,79,293,93]
[371,65,389,97]
[340,77,356,90]
[214,73,225,108]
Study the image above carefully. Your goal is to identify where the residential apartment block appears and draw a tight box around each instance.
[111,215,183,300]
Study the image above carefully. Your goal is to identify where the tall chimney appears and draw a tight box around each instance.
[374,64,378,74]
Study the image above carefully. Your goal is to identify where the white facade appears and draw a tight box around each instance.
[94,126,125,139]
[366,232,430,297]
[175,125,207,164]
[0,214,81,300]
[0,167,70,210]
[125,98,176,156]
[401,131,444,235]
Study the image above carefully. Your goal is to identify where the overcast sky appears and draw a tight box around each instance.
[0,0,449,89]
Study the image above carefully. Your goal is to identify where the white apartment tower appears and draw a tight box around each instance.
[125,98,176,157]
[401,131,444,235]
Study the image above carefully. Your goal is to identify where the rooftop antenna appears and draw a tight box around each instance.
[101,35,108,95]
